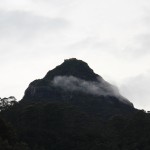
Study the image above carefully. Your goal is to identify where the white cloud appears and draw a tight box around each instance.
[0,10,69,39]
[52,75,119,96]
[120,71,150,110]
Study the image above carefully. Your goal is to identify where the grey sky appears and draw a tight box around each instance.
[0,0,150,110]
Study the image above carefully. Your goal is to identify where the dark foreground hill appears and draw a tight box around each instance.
[1,58,150,150]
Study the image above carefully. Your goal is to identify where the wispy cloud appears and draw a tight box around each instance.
[120,71,150,110]
[52,76,119,96]
[0,10,69,39]
[52,76,132,105]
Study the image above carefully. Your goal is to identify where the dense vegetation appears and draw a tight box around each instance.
[0,97,30,150]
[1,99,150,150]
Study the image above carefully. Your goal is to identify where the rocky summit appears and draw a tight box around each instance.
[22,58,134,118]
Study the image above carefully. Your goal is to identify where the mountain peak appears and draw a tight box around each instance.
[44,58,100,81]
[22,58,133,107]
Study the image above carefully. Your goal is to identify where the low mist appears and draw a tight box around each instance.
[52,75,120,97]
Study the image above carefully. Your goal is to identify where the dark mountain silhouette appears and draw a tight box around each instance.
[44,58,100,81]
[23,58,133,109]
[23,58,100,100]
[3,58,149,150]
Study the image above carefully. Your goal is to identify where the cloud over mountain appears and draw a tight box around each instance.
[52,75,119,97]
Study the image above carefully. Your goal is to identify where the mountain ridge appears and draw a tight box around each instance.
[22,58,134,116]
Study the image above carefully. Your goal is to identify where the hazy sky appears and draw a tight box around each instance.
[0,0,150,110]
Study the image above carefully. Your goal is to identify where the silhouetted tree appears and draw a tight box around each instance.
[0,96,17,111]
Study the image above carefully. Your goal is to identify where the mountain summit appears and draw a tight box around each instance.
[44,58,100,81]
[23,58,133,110]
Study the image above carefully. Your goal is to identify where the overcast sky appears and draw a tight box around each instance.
[0,0,150,110]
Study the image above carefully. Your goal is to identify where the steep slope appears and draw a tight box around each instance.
[23,58,100,100]
[23,58,133,106]
[22,58,134,118]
